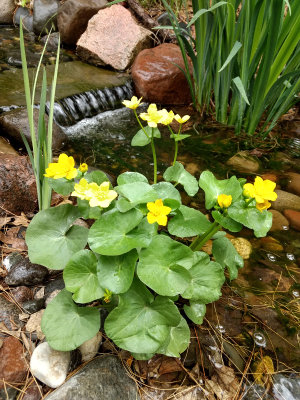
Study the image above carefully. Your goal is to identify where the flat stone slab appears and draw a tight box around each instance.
[0,61,129,108]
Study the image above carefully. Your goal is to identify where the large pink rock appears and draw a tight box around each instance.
[76,5,152,71]
[131,43,193,105]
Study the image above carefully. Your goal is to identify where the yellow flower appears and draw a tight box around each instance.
[79,163,88,173]
[44,153,78,180]
[87,181,118,208]
[122,96,143,110]
[159,109,174,125]
[72,178,90,200]
[147,199,171,226]
[243,176,277,211]
[140,104,165,128]
[174,114,190,124]
[217,194,232,208]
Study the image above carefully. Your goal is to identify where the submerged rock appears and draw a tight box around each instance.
[44,356,140,399]
[283,209,300,231]
[5,257,48,286]
[30,342,71,388]
[269,210,289,231]
[132,43,193,105]
[286,172,300,197]
[272,190,300,212]
[226,151,260,173]
[0,136,18,155]
[230,237,252,259]
[77,5,151,70]
[57,0,107,46]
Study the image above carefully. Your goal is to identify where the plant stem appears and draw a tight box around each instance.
[189,221,221,251]
[134,110,150,139]
[151,128,158,184]
[245,197,255,207]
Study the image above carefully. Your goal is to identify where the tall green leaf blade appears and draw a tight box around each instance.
[218,41,242,72]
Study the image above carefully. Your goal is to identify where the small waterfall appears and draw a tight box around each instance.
[49,80,134,127]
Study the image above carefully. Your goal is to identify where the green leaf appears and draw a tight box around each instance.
[26,204,88,269]
[157,317,190,357]
[182,251,225,303]
[115,182,158,206]
[170,133,191,142]
[116,196,135,213]
[168,205,212,237]
[85,170,110,185]
[184,301,206,325]
[232,76,250,105]
[218,41,242,72]
[199,171,242,209]
[152,182,181,210]
[117,172,148,185]
[97,250,138,294]
[77,198,102,219]
[88,209,155,255]
[137,235,194,296]
[41,289,100,351]
[48,178,75,196]
[104,279,181,354]
[163,162,198,196]
[63,250,105,303]
[131,126,161,146]
[212,237,244,280]
[212,210,243,232]
[228,200,272,237]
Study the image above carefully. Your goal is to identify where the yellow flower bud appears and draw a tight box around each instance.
[79,163,88,173]
[217,194,232,209]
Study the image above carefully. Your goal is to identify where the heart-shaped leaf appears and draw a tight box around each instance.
[156,316,190,357]
[85,170,110,185]
[117,172,148,185]
[228,200,272,237]
[89,210,155,255]
[116,182,158,205]
[182,251,225,303]
[104,279,181,354]
[48,178,75,196]
[163,162,198,196]
[184,301,206,324]
[63,250,105,303]
[26,204,88,269]
[97,250,138,294]
[77,198,102,219]
[199,171,242,209]
[170,133,191,142]
[41,289,100,351]
[131,126,161,146]
[212,237,244,280]
[212,210,243,232]
[168,205,212,237]
[152,182,181,210]
[137,235,194,296]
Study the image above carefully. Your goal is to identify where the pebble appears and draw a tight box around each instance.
[260,237,284,252]
[0,387,19,400]
[79,332,102,362]
[26,310,45,340]
[272,190,300,212]
[226,151,260,173]
[4,257,48,286]
[30,342,71,389]
[43,356,140,399]
[22,385,42,400]
[283,209,300,231]
[10,286,33,304]
[230,237,252,259]
[22,298,45,314]
[2,252,24,272]
[0,295,23,331]
[0,336,28,389]
[286,172,300,196]
[269,210,289,231]
[44,278,65,297]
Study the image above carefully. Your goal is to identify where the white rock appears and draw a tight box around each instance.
[30,342,71,388]
[79,331,102,362]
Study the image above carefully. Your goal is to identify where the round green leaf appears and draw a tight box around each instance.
[157,317,190,357]
[85,170,110,185]
[137,235,194,296]
[104,279,181,354]
[49,178,75,196]
[212,210,242,232]
[184,301,206,324]
[131,126,161,146]
[97,250,139,294]
[63,250,105,303]
[182,251,225,303]
[115,182,158,205]
[168,205,212,237]
[152,182,181,210]
[77,198,102,219]
[117,172,148,185]
[41,289,100,351]
[163,162,198,196]
[26,204,88,269]
[88,209,155,255]
[199,171,242,209]
[212,237,244,280]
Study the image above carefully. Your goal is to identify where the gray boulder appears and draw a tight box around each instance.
[33,0,60,35]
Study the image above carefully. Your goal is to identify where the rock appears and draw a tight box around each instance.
[260,173,278,183]
[77,5,151,71]
[283,209,300,231]
[132,43,193,105]
[2,252,24,272]
[242,384,273,399]
[286,172,300,196]
[79,332,102,362]
[22,299,45,314]
[260,236,284,252]
[0,154,37,216]
[0,137,18,155]
[269,210,289,231]
[0,0,15,24]
[272,190,300,212]
[26,310,45,340]
[0,295,23,331]
[57,0,107,46]
[0,108,67,152]
[30,342,71,388]
[13,6,34,32]
[44,355,140,399]
[33,0,60,35]
[45,278,65,296]
[40,32,60,52]
[21,385,42,400]
[5,257,48,286]
[0,336,28,389]
[273,374,300,400]
[226,151,260,173]
[0,387,19,400]
[230,238,252,259]
[10,286,33,304]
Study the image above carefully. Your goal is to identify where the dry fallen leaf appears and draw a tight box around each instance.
[12,213,30,227]
[0,216,12,228]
